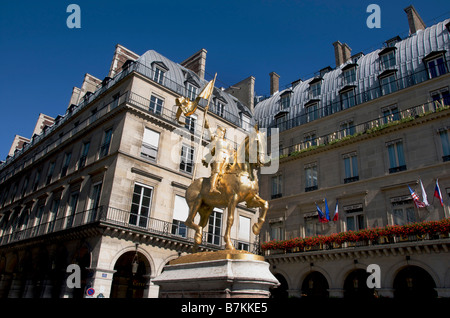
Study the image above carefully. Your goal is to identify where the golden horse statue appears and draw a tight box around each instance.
[184,128,270,251]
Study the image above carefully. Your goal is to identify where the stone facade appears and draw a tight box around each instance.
[255,9,450,298]
[0,45,257,298]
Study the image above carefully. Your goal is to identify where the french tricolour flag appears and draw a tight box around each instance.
[434,179,444,207]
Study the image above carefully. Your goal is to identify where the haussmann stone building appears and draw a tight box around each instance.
[254,6,450,299]
[0,45,259,298]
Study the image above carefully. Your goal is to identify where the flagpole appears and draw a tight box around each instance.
[192,73,217,182]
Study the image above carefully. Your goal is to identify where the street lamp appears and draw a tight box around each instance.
[131,243,139,275]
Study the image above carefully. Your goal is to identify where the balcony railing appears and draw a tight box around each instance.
[0,206,260,254]
[261,218,450,256]
[262,59,450,133]
[278,98,450,159]
[0,58,243,175]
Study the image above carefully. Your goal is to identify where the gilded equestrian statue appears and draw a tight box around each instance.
[184,125,270,251]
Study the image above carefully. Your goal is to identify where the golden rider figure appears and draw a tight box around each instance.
[202,118,234,194]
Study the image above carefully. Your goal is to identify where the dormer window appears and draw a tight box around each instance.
[423,51,447,79]
[154,67,165,84]
[379,47,396,70]
[152,61,169,85]
[186,82,198,100]
[309,78,322,98]
[280,90,292,110]
[342,64,357,85]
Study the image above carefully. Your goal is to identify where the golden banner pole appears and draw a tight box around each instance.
[192,73,217,182]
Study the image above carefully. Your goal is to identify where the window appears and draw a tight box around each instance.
[153,67,165,84]
[180,144,194,173]
[343,152,359,183]
[343,67,356,84]
[207,208,222,245]
[280,93,291,109]
[380,50,396,70]
[130,183,153,228]
[33,170,41,191]
[270,221,284,241]
[141,128,160,161]
[21,177,29,197]
[305,163,318,192]
[78,141,90,169]
[185,114,197,134]
[238,216,251,251]
[382,105,400,123]
[304,215,319,237]
[393,207,415,225]
[431,88,450,108]
[304,132,317,147]
[47,198,60,233]
[99,128,112,158]
[216,101,225,117]
[87,182,102,222]
[275,114,286,131]
[171,195,189,238]
[426,55,447,78]
[186,83,198,101]
[310,82,321,98]
[65,192,79,228]
[61,152,72,177]
[306,103,319,122]
[271,175,282,199]
[340,120,355,137]
[387,140,406,173]
[391,196,415,225]
[340,88,356,109]
[111,92,120,109]
[345,204,365,231]
[31,205,45,237]
[149,95,164,115]
[380,73,398,95]
[46,162,55,185]
[438,128,450,161]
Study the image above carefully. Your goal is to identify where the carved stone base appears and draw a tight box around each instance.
[153,250,279,298]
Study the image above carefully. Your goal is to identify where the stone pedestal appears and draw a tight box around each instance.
[153,250,279,298]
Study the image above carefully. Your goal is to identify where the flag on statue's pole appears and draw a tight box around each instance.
[175,77,215,124]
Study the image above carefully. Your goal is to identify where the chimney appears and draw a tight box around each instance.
[225,76,255,112]
[342,43,352,63]
[333,41,352,67]
[269,72,280,95]
[181,48,207,80]
[404,5,426,35]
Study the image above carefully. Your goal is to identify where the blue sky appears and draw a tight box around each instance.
[0,0,449,160]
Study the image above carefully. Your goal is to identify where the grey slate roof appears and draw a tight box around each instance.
[253,18,450,129]
[135,50,252,127]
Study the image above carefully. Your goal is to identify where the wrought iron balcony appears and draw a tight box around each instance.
[0,206,260,254]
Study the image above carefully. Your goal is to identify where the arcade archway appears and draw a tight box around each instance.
[110,251,150,298]
[344,269,373,299]
[301,271,329,298]
[393,265,437,299]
